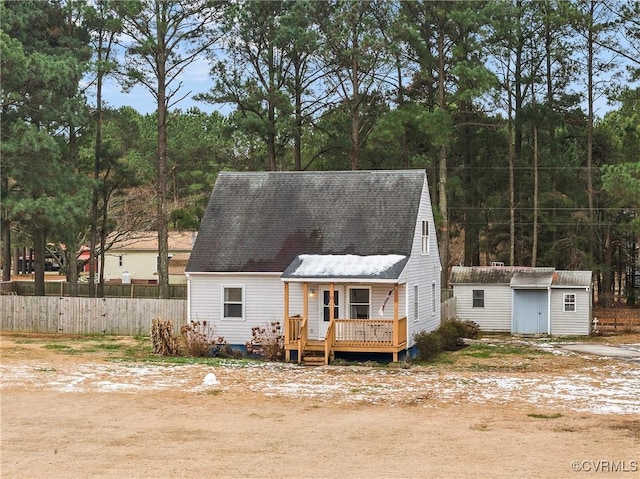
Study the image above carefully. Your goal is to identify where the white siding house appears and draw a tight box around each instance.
[450,266,592,336]
[101,232,196,284]
[186,170,442,362]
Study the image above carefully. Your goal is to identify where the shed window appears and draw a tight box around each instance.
[563,293,576,312]
[421,220,430,254]
[472,290,484,308]
[349,288,370,319]
[222,286,244,319]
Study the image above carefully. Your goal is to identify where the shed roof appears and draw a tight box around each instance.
[552,270,593,288]
[511,269,555,288]
[449,266,536,284]
[187,170,426,273]
[449,266,592,288]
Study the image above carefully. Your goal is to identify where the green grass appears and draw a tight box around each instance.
[43,343,73,350]
[459,343,552,358]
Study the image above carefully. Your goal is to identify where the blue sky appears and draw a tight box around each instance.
[97,56,224,115]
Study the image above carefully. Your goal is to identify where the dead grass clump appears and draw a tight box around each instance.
[151,318,179,356]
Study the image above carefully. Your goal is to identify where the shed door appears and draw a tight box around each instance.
[513,290,548,334]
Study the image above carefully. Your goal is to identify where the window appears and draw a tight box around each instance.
[222,286,244,319]
[564,293,576,312]
[421,220,430,254]
[349,288,370,319]
[118,255,123,267]
[414,285,419,322]
[322,290,339,322]
[472,290,484,308]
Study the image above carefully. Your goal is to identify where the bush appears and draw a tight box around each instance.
[414,330,443,361]
[246,321,284,361]
[180,321,225,357]
[414,318,481,361]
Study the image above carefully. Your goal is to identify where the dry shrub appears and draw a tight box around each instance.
[151,318,179,356]
[246,321,284,361]
[180,321,224,357]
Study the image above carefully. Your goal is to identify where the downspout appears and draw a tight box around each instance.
[547,286,552,335]
[185,273,191,324]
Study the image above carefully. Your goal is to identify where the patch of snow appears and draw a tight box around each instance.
[290,254,406,277]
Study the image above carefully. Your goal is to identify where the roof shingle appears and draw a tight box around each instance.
[187,170,426,273]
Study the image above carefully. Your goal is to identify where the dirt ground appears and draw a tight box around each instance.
[1,334,639,479]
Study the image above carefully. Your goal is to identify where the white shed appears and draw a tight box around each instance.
[449,266,592,336]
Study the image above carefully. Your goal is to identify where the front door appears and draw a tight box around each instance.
[319,287,340,340]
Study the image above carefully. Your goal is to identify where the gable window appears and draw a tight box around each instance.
[414,285,419,322]
[222,286,244,319]
[564,293,576,312]
[349,288,370,319]
[421,220,430,255]
[472,289,484,308]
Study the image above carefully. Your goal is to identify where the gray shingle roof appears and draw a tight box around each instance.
[449,266,592,288]
[186,170,426,273]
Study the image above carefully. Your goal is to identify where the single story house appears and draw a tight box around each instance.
[449,266,593,336]
[186,170,442,363]
[100,231,197,284]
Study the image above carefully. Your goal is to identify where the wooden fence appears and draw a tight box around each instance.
[592,308,640,334]
[0,296,187,336]
[3,281,187,299]
[441,296,457,321]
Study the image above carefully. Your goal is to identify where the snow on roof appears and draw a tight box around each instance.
[282,254,408,281]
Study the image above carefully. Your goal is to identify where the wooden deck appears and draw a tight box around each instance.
[284,315,408,364]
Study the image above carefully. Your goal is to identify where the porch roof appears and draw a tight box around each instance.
[281,254,408,283]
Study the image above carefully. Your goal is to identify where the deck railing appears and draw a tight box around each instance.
[284,315,408,362]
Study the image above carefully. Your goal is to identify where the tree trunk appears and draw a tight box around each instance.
[532,123,539,267]
[33,229,46,296]
[437,22,449,281]
[156,2,169,299]
[1,170,10,280]
[586,0,596,269]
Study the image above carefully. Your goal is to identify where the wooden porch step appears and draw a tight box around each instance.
[304,340,325,352]
[302,354,325,366]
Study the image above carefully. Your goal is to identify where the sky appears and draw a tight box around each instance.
[97,56,224,115]
[97,52,625,119]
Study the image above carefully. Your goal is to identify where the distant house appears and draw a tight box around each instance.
[101,232,197,284]
[186,170,442,363]
[449,266,593,336]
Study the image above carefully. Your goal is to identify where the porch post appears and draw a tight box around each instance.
[303,282,308,323]
[329,282,335,321]
[284,282,290,362]
[393,284,399,361]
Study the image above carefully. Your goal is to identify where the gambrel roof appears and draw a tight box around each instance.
[186,170,426,273]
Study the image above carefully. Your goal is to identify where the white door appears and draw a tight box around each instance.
[319,287,340,340]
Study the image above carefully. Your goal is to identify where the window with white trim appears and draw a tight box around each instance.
[349,288,370,319]
[222,286,244,319]
[421,220,430,254]
[472,289,484,308]
[414,285,419,322]
[563,293,576,312]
